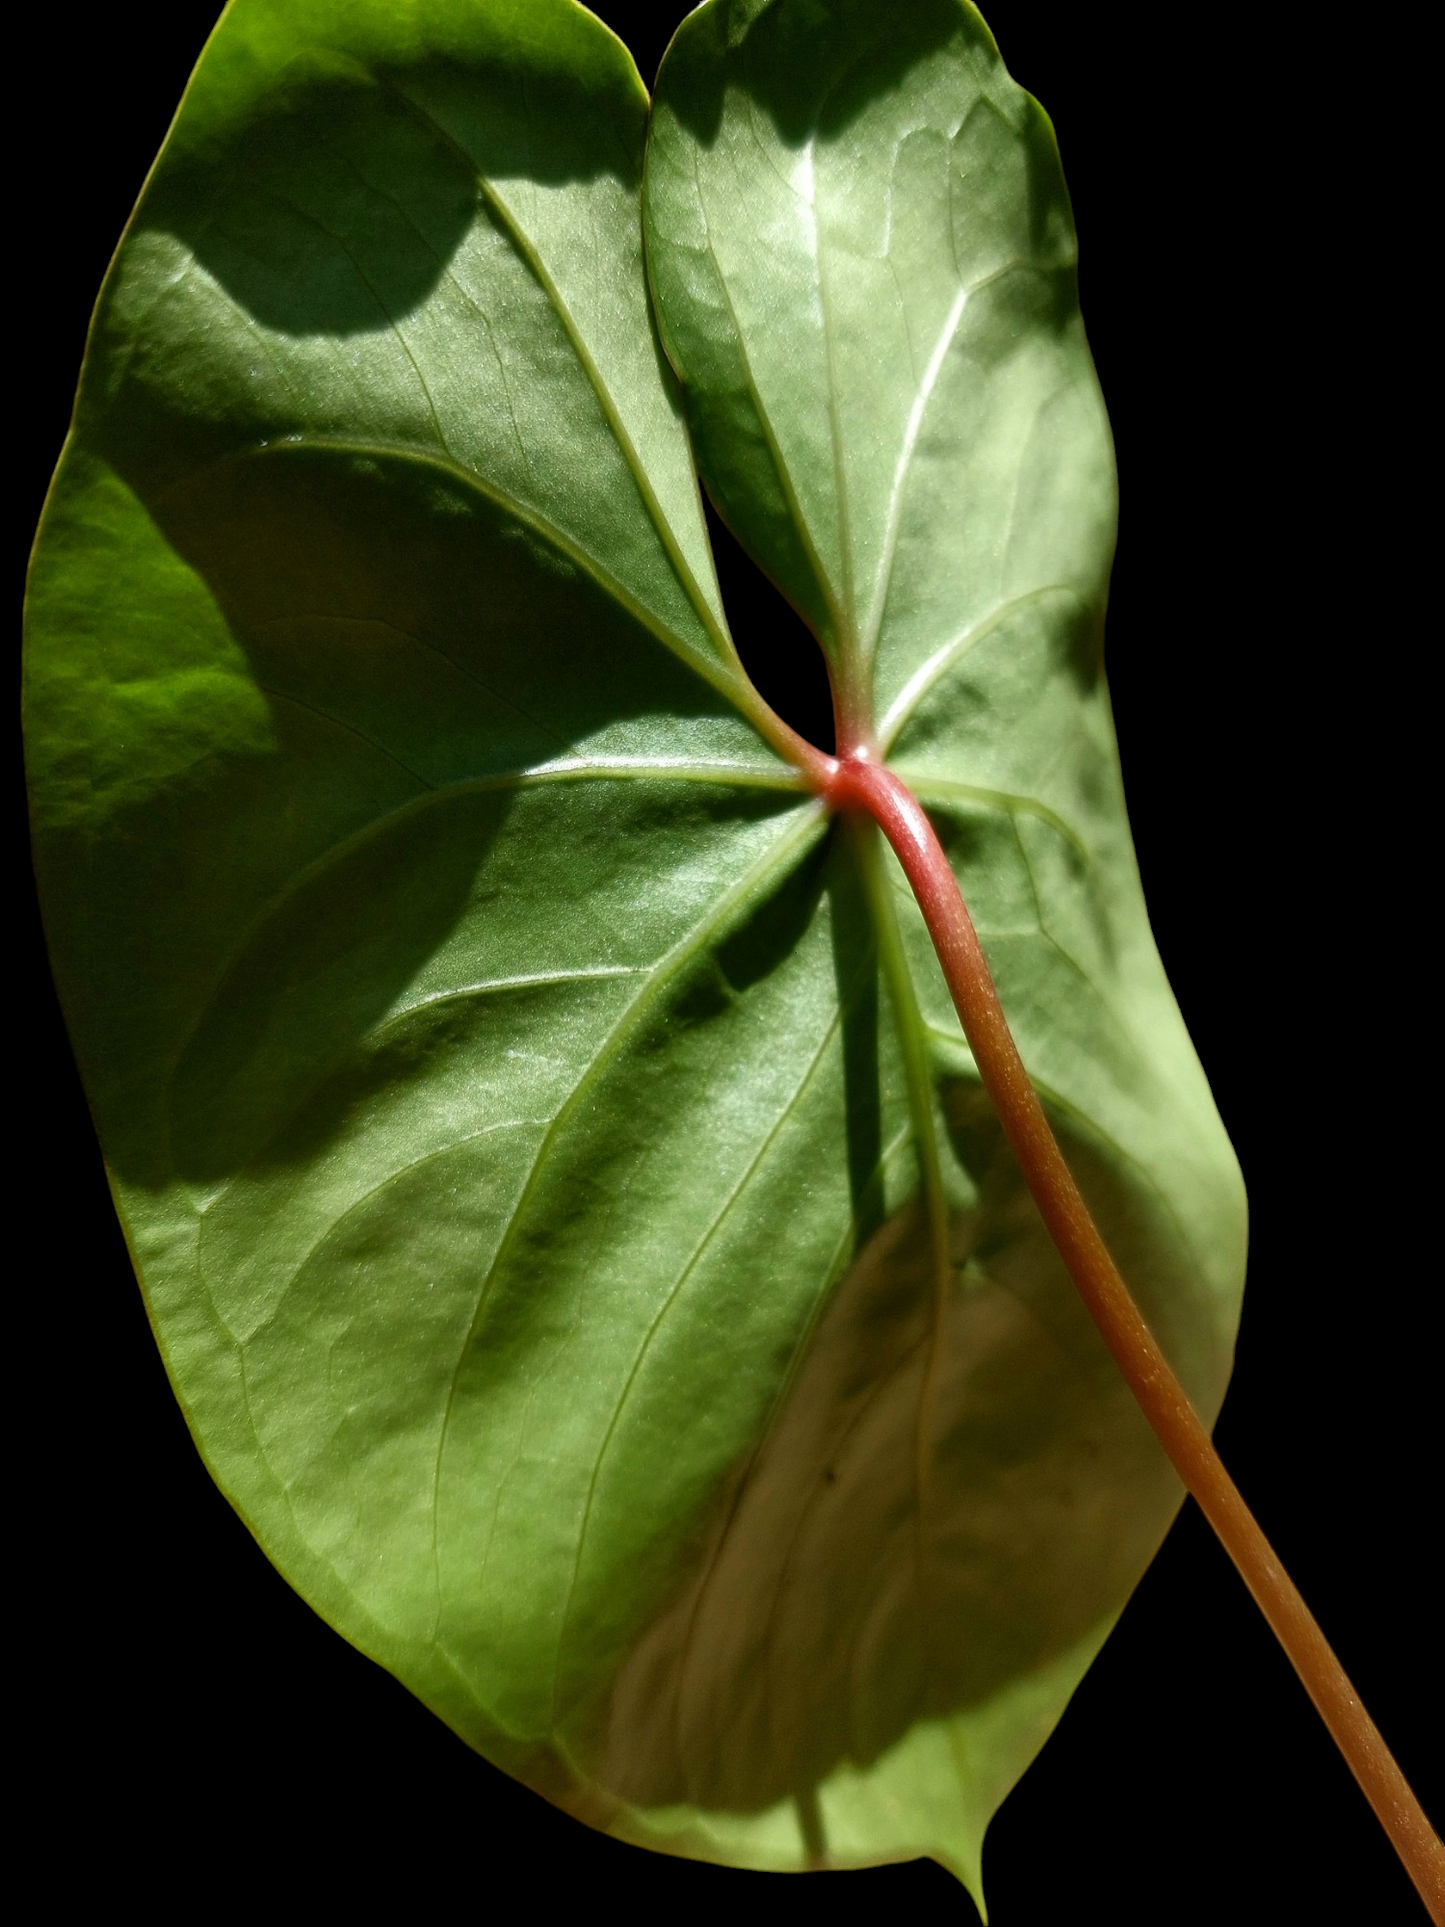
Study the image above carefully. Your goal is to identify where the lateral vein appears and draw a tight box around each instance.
[384,80,737,669]
[428,807,828,1569]
[851,816,951,1606]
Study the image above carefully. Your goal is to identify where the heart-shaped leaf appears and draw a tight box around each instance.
[26,0,1245,1901]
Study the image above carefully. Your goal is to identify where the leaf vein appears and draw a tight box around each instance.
[547,983,850,1731]
[383,80,735,666]
[224,437,745,707]
[255,684,433,787]
[689,138,843,646]
[877,582,1086,747]
[369,966,648,1043]
[428,808,827,1595]
[251,613,569,752]
[894,770,1092,864]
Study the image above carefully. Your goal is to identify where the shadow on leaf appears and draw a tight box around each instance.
[584,1091,1183,1818]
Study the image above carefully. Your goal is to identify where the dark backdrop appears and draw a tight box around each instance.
[20,3,1430,1920]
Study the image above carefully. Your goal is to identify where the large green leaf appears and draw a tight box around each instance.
[26,0,1246,1903]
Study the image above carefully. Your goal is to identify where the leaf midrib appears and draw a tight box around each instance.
[161,760,811,1171]
[172,436,746,709]
[667,1117,913,1761]
[686,135,845,649]
[547,973,853,1729]
[382,76,738,673]
[853,819,952,1598]
[430,805,828,1639]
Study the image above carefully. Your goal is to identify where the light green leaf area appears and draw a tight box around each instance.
[26,0,1246,1906]
[644,0,1112,718]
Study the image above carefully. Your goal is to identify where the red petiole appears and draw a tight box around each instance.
[782,710,1444,1918]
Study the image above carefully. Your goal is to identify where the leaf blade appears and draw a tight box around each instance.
[643,0,1116,713]
[28,0,1248,1906]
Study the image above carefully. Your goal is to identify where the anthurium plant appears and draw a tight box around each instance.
[23,0,1439,1914]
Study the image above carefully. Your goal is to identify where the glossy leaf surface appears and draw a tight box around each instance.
[26,0,1246,1901]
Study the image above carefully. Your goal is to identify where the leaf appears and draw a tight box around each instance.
[25,0,1246,1903]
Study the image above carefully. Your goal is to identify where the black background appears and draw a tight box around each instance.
[19,3,1433,1920]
